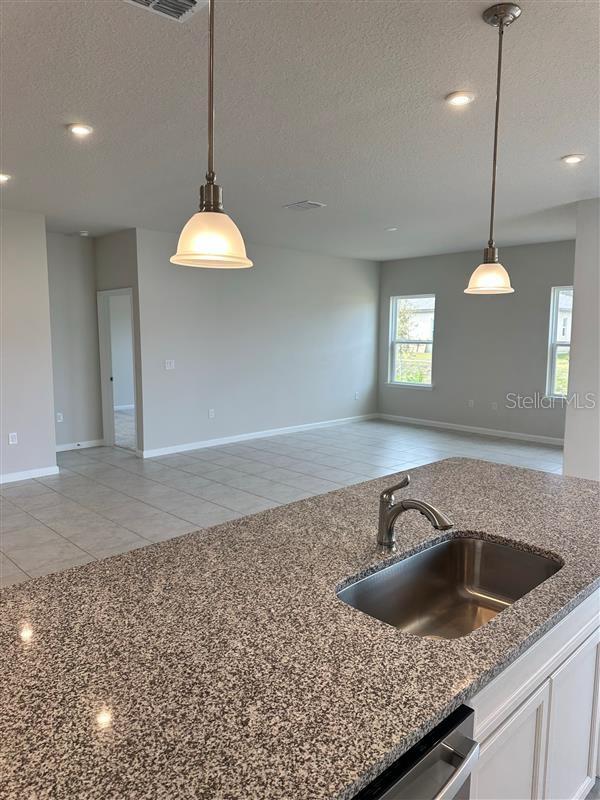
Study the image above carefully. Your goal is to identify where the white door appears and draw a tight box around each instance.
[545,632,600,800]
[472,681,550,800]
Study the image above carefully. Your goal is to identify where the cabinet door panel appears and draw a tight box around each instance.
[545,634,600,800]
[472,682,549,800]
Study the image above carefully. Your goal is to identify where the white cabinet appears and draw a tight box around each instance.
[472,681,549,800]
[469,590,600,800]
[545,634,600,800]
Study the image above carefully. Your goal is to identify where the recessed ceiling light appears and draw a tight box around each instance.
[79,231,90,237]
[67,123,94,138]
[445,91,475,107]
[561,154,585,165]
[385,227,399,232]
[0,173,12,183]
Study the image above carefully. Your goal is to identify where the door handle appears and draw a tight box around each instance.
[433,738,479,800]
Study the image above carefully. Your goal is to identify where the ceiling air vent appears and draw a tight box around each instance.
[283,201,327,211]
[123,0,207,23]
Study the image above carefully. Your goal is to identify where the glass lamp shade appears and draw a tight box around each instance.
[170,211,253,269]
[464,262,514,294]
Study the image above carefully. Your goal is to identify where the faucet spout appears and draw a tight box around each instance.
[397,498,453,532]
[377,475,453,552]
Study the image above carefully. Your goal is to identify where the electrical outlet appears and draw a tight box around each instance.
[56,412,64,423]
[467,399,474,408]
[208,408,215,419]
[491,401,498,411]
[8,432,18,445]
[165,359,175,370]
[354,391,360,400]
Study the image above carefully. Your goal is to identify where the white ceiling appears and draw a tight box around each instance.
[2,0,598,260]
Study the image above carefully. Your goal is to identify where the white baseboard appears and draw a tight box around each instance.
[140,414,378,459]
[114,404,135,411]
[52,413,561,462]
[0,465,60,485]
[56,439,105,452]
[377,413,564,446]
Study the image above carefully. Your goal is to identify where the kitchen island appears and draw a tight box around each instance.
[1,458,599,799]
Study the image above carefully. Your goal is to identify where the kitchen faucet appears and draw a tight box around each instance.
[377,474,453,552]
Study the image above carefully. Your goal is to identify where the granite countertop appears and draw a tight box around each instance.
[1,458,599,799]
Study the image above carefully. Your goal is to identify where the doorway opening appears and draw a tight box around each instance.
[97,289,138,452]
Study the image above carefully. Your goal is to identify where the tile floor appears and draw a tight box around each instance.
[0,420,562,588]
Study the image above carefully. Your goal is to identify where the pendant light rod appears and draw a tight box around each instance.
[170,0,253,269]
[488,22,504,250]
[481,2,522,263]
[207,0,215,184]
[464,3,521,294]
[199,0,223,212]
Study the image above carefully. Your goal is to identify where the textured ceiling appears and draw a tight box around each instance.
[1,0,598,260]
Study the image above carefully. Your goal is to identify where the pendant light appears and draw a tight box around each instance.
[171,0,252,269]
[465,3,521,295]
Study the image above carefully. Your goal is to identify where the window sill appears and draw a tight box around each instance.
[385,382,434,391]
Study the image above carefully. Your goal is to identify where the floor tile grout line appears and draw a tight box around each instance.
[122,445,385,486]
[53,437,561,515]
[235,428,561,455]
[52,422,562,472]
[54,450,354,514]
[0,475,194,555]
[53,446,556,532]
[178,438,562,469]
[1,499,180,570]
[140,427,560,467]
[60,457,354,514]
[316,438,562,462]
[36,458,285,530]
[65,468,290,523]
[1,506,82,578]
[2,510,104,575]
[53,455,556,487]
[1,550,28,575]
[46,427,563,528]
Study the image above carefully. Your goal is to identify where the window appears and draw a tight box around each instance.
[389,295,435,386]
[547,286,573,397]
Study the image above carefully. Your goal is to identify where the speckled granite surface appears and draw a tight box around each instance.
[1,458,599,799]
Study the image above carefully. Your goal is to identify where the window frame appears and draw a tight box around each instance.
[388,293,436,389]
[546,285,573,399]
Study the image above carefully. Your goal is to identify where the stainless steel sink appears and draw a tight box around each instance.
[336,536,562,639]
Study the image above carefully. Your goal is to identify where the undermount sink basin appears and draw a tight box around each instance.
[337,536,562,640]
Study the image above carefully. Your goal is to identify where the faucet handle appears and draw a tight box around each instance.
[380,474,410,505]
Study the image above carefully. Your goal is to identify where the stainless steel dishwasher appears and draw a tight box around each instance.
[354,706,479,800]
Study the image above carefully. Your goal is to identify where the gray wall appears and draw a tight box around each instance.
[136,229,380,453]
[0,210,56,478]
[47,232,102,446]
[564,200,599,479]
[94,229,144,449]
[109,293,135,408]
[36,224,580,462]
[379,240,576,441]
